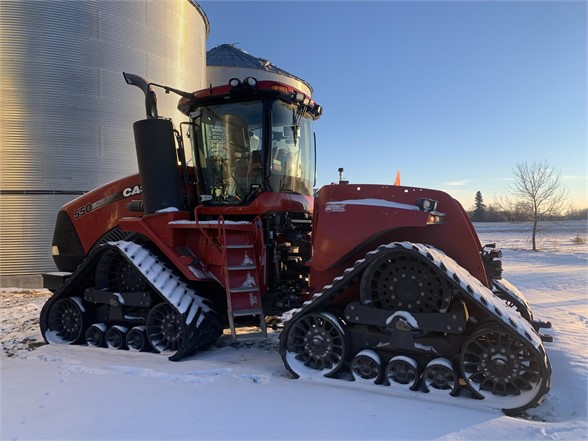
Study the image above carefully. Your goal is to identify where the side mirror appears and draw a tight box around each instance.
[123,72,158,119]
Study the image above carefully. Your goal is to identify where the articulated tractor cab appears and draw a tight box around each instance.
[41,73,552,415]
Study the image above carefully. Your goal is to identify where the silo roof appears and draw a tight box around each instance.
[206,44,313,94]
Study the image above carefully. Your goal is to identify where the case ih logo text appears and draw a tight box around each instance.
[123,185,142,197]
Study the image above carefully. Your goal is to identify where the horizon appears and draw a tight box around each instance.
[200,1,587,211]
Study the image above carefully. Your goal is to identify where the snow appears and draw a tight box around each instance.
[1,222,587,440]
[44,271,71,277]
[325,198,420,213]
[240,272,257,288]
[156,207,180,213]
[385,310,420,328]
[113,292,125,304]
[241,252,254,266]
[188,264,215,280]
[92,323,107,333]
[110,240,209,326]
[414,342,438,354]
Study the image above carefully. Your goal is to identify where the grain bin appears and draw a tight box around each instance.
[0,1,209,286]
[206,44,313,96]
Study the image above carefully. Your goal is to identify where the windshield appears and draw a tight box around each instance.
[192,100,263,204]
[270,100,315,196]
[190,97,315,204]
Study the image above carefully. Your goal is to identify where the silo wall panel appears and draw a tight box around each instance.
[0,0,208,283]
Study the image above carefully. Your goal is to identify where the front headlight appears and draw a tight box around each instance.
[426,212,445,225]
[416,198,438,212]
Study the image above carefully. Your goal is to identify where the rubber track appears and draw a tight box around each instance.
[40,240,222,361]
[279,241,551,412]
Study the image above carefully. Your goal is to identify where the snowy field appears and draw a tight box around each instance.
[1,221,587,440]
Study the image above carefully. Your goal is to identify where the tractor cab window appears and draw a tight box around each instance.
[192,101,263,204]
[270,100,315,196]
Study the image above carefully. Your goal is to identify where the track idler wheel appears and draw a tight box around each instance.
[105,326,128,349]
[95,249,146,293]
[43,297,86,344]
[351,350,381,383]
[360,249,451,313]
[85,324,107,347]
[126,326,151,352]
[384,356,419,390]
[282,311,348,378]
[460,324,550,415]
[422,358,459,396]
[146,303,186,355]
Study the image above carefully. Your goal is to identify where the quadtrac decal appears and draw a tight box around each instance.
[73,185,142,219]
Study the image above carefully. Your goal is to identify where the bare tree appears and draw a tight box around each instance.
[498,160,567,251]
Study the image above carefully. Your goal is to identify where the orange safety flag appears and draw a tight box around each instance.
[393,170,401,186]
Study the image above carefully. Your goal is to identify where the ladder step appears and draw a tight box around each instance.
[228,264,257,271]
[231,308,263,317]
[230,286,260,293]
[221,227,267,340]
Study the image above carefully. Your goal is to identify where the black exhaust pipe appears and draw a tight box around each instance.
[123,72,158,119]
[124,72,183,214]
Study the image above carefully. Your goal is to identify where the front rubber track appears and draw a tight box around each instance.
[279,242,551,415]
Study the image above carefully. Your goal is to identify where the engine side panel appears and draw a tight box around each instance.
[310,184,486,291]
[53,174,144,269]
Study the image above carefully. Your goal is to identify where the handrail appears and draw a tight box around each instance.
[253,216,265,270]
[193,205,219,251]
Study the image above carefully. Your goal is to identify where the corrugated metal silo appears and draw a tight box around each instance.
[0,0,209,287]
[206,44,313,96]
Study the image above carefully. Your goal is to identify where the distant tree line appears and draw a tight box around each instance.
[466,160,585,250]
[467,203,587,222]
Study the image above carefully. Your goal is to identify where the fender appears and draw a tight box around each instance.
[51,174,143,272]
[310,184,486,292]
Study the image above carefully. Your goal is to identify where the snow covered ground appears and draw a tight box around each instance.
[1,222,587,440]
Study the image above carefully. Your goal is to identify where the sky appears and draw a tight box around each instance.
[199,0,587,210]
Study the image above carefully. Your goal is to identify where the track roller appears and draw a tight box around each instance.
[44,297,86,344]
[351,350,381,383]
[105,326,128,349]
[422,358,459,396]
[384,356,419,390]
[85,323,107,347]
[360,249,451,313]
[126,326,151,352]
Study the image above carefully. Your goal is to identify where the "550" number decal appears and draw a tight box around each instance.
[74,203,92,219]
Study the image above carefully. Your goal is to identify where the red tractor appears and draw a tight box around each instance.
[40,73,551,415]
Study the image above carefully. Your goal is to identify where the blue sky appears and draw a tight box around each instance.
[200,0,587,210]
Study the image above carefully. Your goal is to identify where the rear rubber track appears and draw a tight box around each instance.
[40,240,223,360]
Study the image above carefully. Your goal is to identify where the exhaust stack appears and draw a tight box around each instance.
[123,73,183,214]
